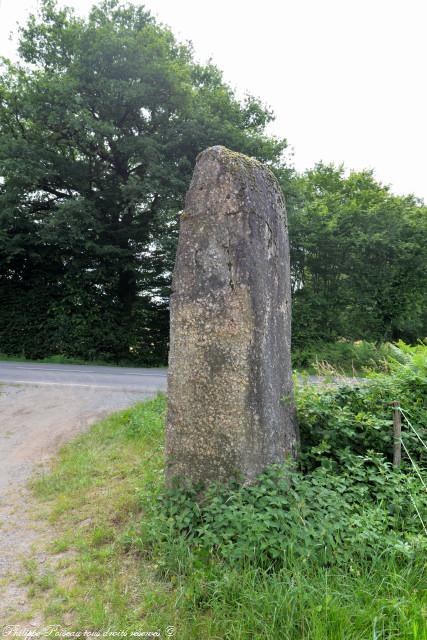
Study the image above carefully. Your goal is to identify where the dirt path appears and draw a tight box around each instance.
[0,384,153,627]
[0,376,362,631]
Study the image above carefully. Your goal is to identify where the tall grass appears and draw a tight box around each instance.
[292,340,395,374]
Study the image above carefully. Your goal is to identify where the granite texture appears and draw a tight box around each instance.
[166,145,298,487]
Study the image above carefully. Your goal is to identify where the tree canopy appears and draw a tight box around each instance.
[0,0,287,362]
[0,0,425,363]
[288,164,427,345]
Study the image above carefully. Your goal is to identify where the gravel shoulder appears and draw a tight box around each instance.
[0,383,155,626]
[0,374,363,629]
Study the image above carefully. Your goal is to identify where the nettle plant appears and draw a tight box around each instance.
[141,344,427,569]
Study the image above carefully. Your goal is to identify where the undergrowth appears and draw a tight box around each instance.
[292,339,396,375]
[0,352,161,367]
[14,343,427,639]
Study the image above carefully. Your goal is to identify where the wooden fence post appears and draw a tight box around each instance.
[392,400,401,468]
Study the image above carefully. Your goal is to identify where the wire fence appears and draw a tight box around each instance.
[393,403,427,534]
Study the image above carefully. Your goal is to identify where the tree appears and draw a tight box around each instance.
[0,0,287,361]
[288,163,427,345]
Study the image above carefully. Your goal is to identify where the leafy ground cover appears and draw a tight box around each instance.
[11,343,427,639]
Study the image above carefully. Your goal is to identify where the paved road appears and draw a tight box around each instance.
[0,361,366,393]
[0,361,168,393]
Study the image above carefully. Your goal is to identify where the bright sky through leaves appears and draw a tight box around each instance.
[1,0,426,200]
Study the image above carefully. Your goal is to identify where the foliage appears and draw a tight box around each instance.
[148,344,427,572]
[0,352,141,366]
[25,349,427,637]
[292,339,393,374]
[1,2,426,363]
[159,459,426,569]
[297,341,427,469]
[3,3,426,365]
[0,0,287,363]
[286,163,427,346]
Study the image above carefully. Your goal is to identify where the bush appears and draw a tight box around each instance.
[158,459,426,568]
[142,343,427,570]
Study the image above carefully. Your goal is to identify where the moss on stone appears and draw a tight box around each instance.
[211,146,281,197]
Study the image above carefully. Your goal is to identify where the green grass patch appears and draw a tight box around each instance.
[0,352,163,367]
[23,345,427,638]
[292,339,396,375]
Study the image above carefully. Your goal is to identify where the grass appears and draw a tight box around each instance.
[27,395,176,633]
[0,353,164,367]
[17,390,427,639]
[292,340,395,375]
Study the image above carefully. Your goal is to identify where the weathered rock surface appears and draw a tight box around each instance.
[166,145,298,487]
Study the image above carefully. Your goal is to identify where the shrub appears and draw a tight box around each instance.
[142,343,427,570]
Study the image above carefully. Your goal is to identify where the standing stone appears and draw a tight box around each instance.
[166,145,298,487]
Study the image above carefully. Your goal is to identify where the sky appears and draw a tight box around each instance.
[1,0,426,200]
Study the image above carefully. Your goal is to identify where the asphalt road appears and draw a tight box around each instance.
[0,361,168,393]
[0,361,366,393]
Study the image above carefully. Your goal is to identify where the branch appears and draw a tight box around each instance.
[38,182,73,199]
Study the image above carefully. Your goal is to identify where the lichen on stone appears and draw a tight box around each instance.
[166,145,297,489]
